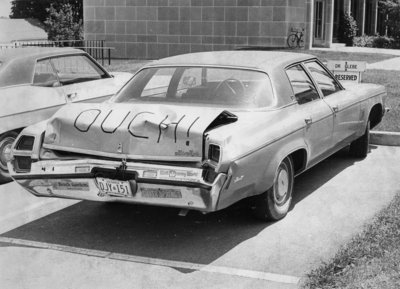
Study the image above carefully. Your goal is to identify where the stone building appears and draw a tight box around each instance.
[83,0,382,59]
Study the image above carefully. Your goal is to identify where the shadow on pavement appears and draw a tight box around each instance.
[1,147,365,267]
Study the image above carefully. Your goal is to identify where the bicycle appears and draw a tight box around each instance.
[287,28,305,48]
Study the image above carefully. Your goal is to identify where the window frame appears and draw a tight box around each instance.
[303,59,344,97]
[32,58,60,87]
[32,53,111,86]
[285,63,322,105]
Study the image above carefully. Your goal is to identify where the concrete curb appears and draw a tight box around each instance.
[371,131,400,146]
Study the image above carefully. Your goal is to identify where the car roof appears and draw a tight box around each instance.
[147,50,315,72]
[0,47,86,87]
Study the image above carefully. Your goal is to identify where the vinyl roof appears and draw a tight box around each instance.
[0,47,81,62]
[148,51,315,72]
[0,47,85,87]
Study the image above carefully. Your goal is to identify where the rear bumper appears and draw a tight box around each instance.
[9,159,227,212]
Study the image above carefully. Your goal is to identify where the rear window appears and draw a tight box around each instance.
[114,66,275,108]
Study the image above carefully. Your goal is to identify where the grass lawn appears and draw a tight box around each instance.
[301,193,400,289]
[106,50,399,132]
[104,59,151,74]
[364,70,400,132]
[303,49,396,63]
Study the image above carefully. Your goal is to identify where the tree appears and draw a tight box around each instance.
[44,4,82,41]
[337,12,358,46]
[379,0,400,43]
[10,0,82,23]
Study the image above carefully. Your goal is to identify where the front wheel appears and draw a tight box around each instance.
[251,156,294,221]
[349,121,370,158]
[0,131,18,184]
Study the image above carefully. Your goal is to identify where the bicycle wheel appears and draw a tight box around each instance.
[287,34,298,48]
[298,36,305,48]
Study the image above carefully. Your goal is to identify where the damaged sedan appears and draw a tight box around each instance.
[8,51,386,221]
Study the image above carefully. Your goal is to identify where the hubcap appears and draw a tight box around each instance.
[0,137,15,171]
[274,165,289,206]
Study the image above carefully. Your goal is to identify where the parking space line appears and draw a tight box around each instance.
[0,236,301,285]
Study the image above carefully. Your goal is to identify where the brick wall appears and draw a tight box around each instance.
[84,0,308,59]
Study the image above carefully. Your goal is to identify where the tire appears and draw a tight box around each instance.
[349,121,370,158]
[252,156,294,221]
[0,131,18,184]
[287,34,298,48]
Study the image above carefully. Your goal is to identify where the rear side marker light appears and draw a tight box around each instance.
[208,144,221,163]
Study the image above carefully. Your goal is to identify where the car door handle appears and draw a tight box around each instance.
[332,105,339,113]
[304,117,313,125]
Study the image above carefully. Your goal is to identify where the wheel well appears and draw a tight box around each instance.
[289,149,307,175]
[1,128,23,136]
[369,104,383,129]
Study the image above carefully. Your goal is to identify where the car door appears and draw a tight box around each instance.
[50,54,116,103]
[0,58,68,134]
[304,61,362,146]
[286,64,334,167]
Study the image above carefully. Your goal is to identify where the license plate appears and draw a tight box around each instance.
[141,188,182,199]
[96,178,132,197]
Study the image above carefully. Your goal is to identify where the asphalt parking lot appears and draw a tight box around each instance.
[1,145,399,289]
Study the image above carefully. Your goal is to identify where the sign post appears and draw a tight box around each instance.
[326,61,366,83]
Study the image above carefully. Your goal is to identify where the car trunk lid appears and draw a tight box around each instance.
[43,103,237,162]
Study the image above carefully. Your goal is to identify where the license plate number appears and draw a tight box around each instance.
[96,178,132,197]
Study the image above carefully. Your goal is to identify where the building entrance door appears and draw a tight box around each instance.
[314,0,325,45]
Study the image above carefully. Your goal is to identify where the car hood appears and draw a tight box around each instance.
[43,102,237,162]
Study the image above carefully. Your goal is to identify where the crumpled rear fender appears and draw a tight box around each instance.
[216,128,307,210]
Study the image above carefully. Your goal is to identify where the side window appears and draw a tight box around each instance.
[33,59,59,87]
[305,61,341,97]
[51,55,107,85]
[286,65,320,104]
[141,68,175,98]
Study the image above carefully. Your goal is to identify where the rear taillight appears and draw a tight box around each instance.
[15,156,32,172]
[208,144,221,163]
[202,166,218,183]
[16,136,35,151]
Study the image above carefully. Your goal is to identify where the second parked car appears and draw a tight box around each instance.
[0,47,133,183]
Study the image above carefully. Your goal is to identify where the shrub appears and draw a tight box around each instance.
[353,34,374,47]
[337,12,358,46]
[353,34,395,48]
[372,35,395,48]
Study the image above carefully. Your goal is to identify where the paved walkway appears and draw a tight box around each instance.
[311,45,400,56]
[312,46,400,70]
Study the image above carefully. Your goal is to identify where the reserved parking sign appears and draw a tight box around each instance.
[326,61,366,83]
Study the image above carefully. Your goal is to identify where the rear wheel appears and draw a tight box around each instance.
[0,131,18,184]
[252,156,294,221]
[349,121,370,158]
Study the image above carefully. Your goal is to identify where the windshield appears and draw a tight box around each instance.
[114,66,275,108]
